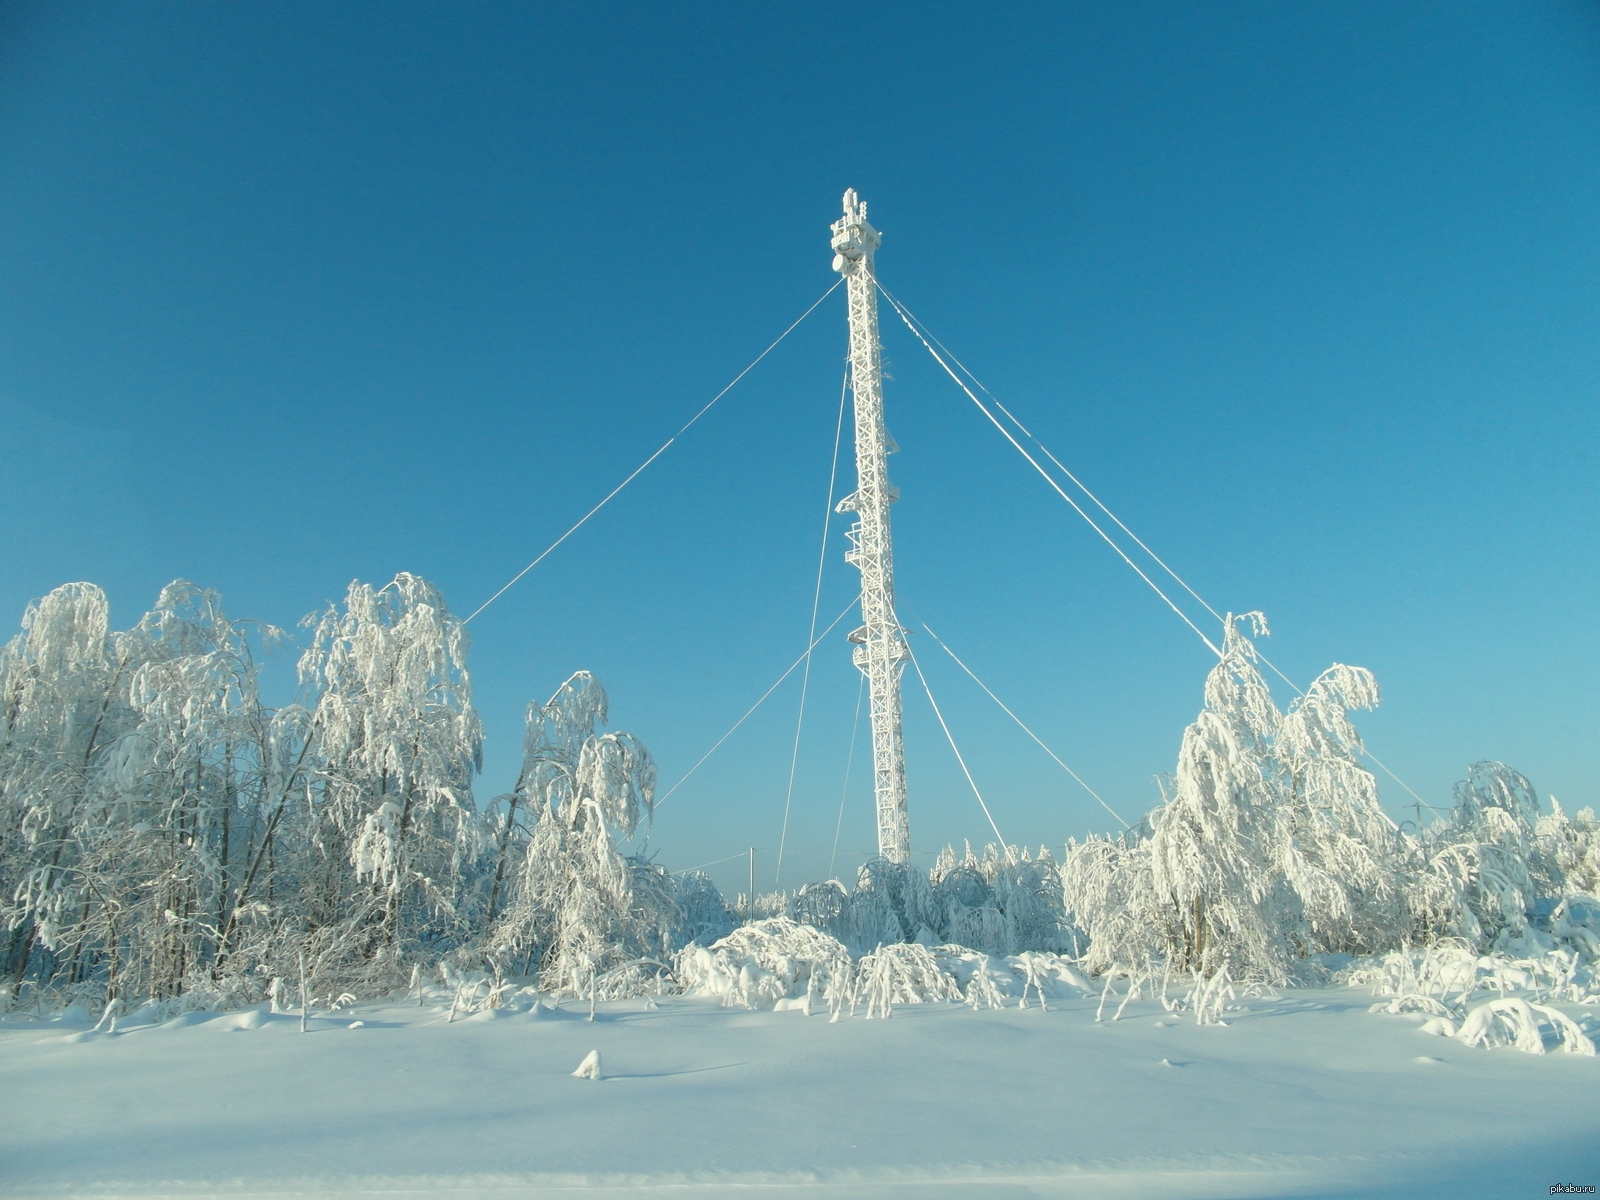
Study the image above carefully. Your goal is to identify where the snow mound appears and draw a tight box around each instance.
[1454,997,1594,1055]
[675,917,850,1012]
[210,1007,269,1031]
[571,1049,602,1080]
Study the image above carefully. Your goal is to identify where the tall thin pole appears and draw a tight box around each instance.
[830,189,911,863]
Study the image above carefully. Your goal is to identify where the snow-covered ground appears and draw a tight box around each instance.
[4,984,1595,1199]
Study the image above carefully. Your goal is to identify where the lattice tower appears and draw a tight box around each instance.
[830,189,911,863]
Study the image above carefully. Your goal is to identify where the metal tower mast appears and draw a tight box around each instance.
[830,189,911,864]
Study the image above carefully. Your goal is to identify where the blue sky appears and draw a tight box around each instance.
[2,2,1597,895]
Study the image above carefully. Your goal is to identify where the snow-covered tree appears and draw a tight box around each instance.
[81,583,279,1002]
[1069,614,1411,983]
[0,583,128,991]
[1541,801,1600,900]
[2,582,292,1007]
[1408,761,1566,953]
[1273,661,1402,956]
[927,842,1074,955]
[1060,831,1165,977]
[1144,614,1289,979]
[486,671,672,994]
[296,573,483,990]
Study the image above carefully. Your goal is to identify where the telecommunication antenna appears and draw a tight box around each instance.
[831,189,911,863]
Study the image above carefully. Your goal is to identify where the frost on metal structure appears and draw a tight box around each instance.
[831,188,911,863]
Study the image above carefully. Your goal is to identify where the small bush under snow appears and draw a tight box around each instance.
[675,918,851,1013]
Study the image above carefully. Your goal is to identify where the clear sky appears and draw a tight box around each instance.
[2,2,1597,896]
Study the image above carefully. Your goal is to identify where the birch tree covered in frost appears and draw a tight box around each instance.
[1,582,289,1004]
[486,671,677,994]
[1070,613,1402,982]
[1,583,127,988]
[1273,658,1401,957]
[1411,761,1566,952]
[296,574,484,988]
[928,842,1074,955]
[1062,612,1600,1008]
[85,583,280,1002]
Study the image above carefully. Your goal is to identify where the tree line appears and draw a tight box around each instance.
[3,577,1596,1019]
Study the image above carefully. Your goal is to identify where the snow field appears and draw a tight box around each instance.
[4,985,1596,1199]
